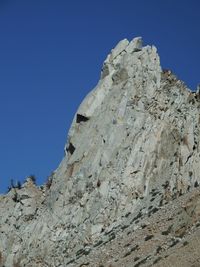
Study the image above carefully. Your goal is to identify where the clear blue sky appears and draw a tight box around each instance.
[0,0,200,193]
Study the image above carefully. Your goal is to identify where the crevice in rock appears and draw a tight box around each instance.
[76,114,89,123]
[101,63,109,79]
[67,142,76,155]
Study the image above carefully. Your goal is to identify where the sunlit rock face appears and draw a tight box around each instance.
[1,37,200,267]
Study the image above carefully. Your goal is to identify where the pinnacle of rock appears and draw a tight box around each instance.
[1,37,200,267]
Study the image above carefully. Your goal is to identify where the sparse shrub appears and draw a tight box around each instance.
[46,176,53,189]
[7,185,12,193]
[162,180,169,189]
[156,245,162,254]
[161,225,172,235]
[7,179,15,192]
[17,181,21,189]
[28,174,36,184]
[12,191,19,203]
[183,240,188,246]
[7,179,21,193]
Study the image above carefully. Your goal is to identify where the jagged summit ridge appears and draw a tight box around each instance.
[69,37,161,124]
[0,37,200,267]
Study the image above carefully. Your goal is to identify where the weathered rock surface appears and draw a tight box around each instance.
[1,37,200,267]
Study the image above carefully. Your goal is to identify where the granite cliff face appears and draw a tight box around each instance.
[1,37,200,267]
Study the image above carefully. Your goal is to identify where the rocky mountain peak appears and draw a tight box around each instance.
[1,37,200,267]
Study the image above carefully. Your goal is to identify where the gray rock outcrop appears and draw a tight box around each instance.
[1,37,200,267]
